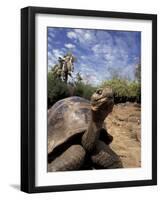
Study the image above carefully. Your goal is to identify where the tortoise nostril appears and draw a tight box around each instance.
[108,95,114,100]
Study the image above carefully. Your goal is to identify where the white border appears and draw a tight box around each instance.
[35,14,152,186]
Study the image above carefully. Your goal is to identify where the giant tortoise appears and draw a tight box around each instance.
[48,87,123,171]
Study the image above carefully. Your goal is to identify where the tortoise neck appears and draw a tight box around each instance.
[91,109,106,126]
[81,112,103,153]
[81,122,100,153]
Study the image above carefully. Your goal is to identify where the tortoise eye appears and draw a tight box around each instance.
[96,89,102,95]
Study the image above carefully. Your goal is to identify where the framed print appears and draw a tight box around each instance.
[21,6,157,193]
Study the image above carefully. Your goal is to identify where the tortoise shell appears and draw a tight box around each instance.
[48,96,93,155]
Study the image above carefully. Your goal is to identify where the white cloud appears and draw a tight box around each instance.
[67,29,96,46]
[74,29,94,41]
[67,31,77,39]
[80,55,86,60]
[92,44,110,55]
[48,43,53,51]
[52,49,64,58]
[84,32,92,40]
[64,43,76,49]
[48,36,53,43]
[92,41,129,68]
[48,31,55,39]
[74,29,83,34]
[75,62,103,85]
[48,49,65,68]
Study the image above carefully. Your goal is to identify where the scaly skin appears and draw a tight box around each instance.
[81,121,101,152]
[91,140,123,169]
[48,145,86,172]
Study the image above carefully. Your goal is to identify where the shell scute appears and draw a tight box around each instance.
[48,96,91,154]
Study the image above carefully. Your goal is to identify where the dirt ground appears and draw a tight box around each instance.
[105,102,141,168]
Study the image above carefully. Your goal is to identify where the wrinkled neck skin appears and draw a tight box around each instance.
[91,108,109,124]
[81,109,107,152]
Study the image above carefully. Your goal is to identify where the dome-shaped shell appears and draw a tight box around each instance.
[48,96,92,154]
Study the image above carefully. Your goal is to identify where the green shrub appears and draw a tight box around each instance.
[101,79,129,97]
[47,72,97,107]
[48,72,70,107]
[74,82,96,100]
[48,71,141,106]
[128,81,141,97]
[101,78,141,103]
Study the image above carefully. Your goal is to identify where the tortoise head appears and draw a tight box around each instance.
[91,87,114,119]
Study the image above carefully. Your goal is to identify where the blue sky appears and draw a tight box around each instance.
[47,27,141,85]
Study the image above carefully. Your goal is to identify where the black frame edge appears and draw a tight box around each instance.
[152,14,157,185]
[32,180,155,193]
[24,6,157,20]
[21,7,30,193]
[21,7,36,193]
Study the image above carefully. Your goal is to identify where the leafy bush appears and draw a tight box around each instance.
[101,78,141,103]
[74,82,96,100]
[48,71,141,107]
[47,72,97,108]
[48,72,70,108]
[101,79,129,97]
[128,81,141,97]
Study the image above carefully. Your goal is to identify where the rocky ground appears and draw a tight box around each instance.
[105,102,141,168]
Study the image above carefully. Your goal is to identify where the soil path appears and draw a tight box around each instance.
[105,102,141,168]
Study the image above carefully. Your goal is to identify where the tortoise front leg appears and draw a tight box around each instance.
[48,145,86,172]
[91,140,123,169]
